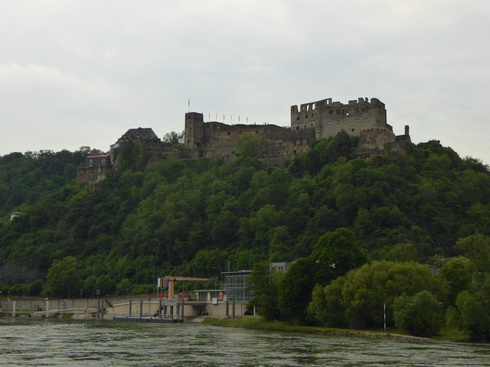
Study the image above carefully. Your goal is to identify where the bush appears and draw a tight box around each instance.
[131,284,154,295]
[28,280,43,296]
[456,290,490,341]
[394,290,443,337]
[9,283,30,296]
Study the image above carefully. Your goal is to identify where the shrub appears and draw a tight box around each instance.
[394,290,443,337]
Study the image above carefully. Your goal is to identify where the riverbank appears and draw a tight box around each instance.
[202,316,437,340]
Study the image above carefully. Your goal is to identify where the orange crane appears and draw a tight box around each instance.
[161,276,210,300]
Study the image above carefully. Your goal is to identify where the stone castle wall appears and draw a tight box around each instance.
[185,113,313,166]
[184,97,406,164]
[76,97,409,180]
[291,97,396,150]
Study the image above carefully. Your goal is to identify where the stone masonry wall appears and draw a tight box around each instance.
[291,97,396,150]
[185,113,312,166]
[185,97,403,164]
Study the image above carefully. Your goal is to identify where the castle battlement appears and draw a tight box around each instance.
[291,97,385,115]
[290,97,391,147]
[181,97,409,165]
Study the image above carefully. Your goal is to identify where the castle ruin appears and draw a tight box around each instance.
[184,97,410,165]
[78,97,411,184]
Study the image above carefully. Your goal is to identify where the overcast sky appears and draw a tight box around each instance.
[1,0,489,164]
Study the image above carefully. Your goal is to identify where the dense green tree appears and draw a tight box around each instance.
[9,283,30,296]
[440,256,477,305]
[116,278,132,296]
[308,261,447,329]
[455,233,490,273]
[278,257,317,323]
[310,228,367,285]
[381,242,420,263]
[162,131,181,145]
[94,274,114,296]
[248,262,283,320]
[28,280,44,296]
[0,138,489,322]
[393,290,443,337]
[456,283,490,341]
[236,134,261,158]
[46,256,82,298]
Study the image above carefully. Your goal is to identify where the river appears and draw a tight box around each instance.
[1,318,490,366]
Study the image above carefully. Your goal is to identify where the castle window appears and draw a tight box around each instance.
[336,109,340,114]
[329,110,333,115]
[305,115,308,119]
[364,118,370,122]
[327,120,333,125]
[296,126,299,130]
[296,117,299,121]
[355,118,360,123]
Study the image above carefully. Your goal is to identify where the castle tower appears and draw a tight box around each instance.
[290,97,395,150]
[184,112,205,147]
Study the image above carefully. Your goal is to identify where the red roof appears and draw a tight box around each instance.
[87,152,109,156]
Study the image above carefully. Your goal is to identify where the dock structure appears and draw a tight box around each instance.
[107,296,252,323]
[113,316,183,323]
[1,296,253,321]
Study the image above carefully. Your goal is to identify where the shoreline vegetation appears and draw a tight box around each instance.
[0,310,468,342]
[202,316,467,342]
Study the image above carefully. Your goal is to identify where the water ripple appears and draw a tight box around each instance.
[1,319,490,366]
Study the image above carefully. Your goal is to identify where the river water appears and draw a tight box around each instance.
[1,319,490,366]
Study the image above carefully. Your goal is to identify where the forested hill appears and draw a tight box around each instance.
[0,136,489,298]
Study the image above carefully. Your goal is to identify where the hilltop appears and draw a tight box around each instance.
[0,133,488,294]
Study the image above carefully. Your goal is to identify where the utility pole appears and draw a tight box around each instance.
[383,302,387,333]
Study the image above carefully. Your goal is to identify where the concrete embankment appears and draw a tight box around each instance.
[0,297,250,321]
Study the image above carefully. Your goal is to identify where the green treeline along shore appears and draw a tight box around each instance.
[0,132,489,341]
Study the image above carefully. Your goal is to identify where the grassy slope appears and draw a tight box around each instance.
[202,316,417,339]
[202,316,468,341]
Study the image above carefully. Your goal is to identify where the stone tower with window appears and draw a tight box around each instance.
[290,97,397,151]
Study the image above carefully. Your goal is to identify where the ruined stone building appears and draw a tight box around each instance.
[78,97,411,184]
[290,97,406,151]
[184,97,410,165]
[184,112,312,166]
[109,127,161,151]
[78,128,162,184]
[76,152,111,185]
